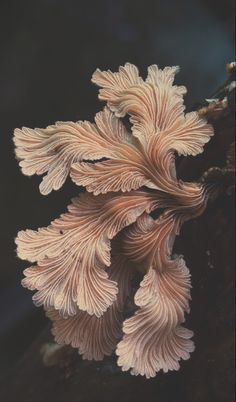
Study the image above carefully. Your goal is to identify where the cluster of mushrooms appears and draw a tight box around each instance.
[14,64,213,378]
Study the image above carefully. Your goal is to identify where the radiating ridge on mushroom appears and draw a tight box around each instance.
[17,191,159,317]
[116,212,194,378]
[47,250,134,361]
[14,63,213,378]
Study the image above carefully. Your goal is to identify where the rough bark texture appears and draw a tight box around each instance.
[0,67,234,402]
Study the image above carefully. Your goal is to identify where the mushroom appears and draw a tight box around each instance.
[14,63,213,378]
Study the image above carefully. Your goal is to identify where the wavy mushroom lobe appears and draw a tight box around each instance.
[116,212,194,378]
[16,191,159,317]
[14,108,156,195]
[47,252,134,360]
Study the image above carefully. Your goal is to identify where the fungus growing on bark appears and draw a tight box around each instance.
[14,64,213,378]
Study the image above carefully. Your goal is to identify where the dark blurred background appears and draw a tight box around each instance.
[0,0,234,386]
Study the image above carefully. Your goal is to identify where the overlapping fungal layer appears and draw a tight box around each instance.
[14,64,213,378]
[117,212,193,377]
[46,251,134,360]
